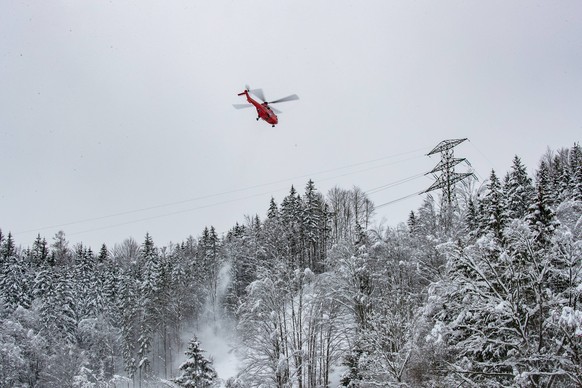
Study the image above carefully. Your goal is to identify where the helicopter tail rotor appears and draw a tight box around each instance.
[237,84,252,96]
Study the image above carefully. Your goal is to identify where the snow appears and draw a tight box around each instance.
[494,301,511,314]
[329,364,348,387]
[197,322,240,384]
[558,307,582,336]
[303,267,315,281]
[195,262,241,386]
[426,321,446,344]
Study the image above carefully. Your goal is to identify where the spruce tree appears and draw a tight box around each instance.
[1,232,16,259]
[137,233,160,378]
[173,336,217,388]
[267,197,279,220]
[340,345,364,387]
[73,245,99,320]
[37,268,77,344]
[280,185,303,268]
[465,198,479,236]
[527,161,559,247]
[568,143,582,200]
[407,210,417,233]
[118,268,138,380]
[302,180,327,272]
[0,246,30,310]
[281,186,302,228]
[479,170,506,241]
[30,234,49,267]
[503,155,534,220]
[199,226,222,322]
[100,254,119,319]
[98,244,109,263]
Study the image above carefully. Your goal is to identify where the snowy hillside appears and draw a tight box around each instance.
[1,144,581,387]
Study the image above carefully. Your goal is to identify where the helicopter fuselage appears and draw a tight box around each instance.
[238,90,278,126]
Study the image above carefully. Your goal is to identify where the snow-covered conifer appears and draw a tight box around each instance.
[568,143,582,200]
[173,336,218,388]
[527,160,560,247]
[0,251,31,311]
[267,196,279,220]
[73,245,100,320]
[29,234,49,268]
[37,267,77,344]
[302,180,329,272]
[479,170,506,241]
[503,155,535,220]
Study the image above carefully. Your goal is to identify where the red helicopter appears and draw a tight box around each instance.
[233,86,299,127]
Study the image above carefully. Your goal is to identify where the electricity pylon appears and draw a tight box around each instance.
[424,138,474,205]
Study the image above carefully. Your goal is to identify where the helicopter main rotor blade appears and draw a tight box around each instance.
[249,88,266,102]
[233,103,253,109]
[270,106,282,114]
[268,94,299,104]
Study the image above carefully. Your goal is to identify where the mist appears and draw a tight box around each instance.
[174,261,240,386]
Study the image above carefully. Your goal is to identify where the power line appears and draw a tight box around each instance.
[67,158,429,236]
[467,138,490,181]
[16,146,430,236]
[365,173,426,195]
[375,191,423,209]
[68,188,287,236]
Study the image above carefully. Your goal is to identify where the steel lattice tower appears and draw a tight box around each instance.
[424,138,474,205]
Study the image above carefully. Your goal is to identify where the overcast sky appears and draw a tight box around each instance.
[1,1,581,250]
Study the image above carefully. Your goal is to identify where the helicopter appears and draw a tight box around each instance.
[233,86,299,127]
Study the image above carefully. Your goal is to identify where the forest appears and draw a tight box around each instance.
[1,143,581,388]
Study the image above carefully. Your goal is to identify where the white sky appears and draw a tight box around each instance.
[1,1,581,250]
